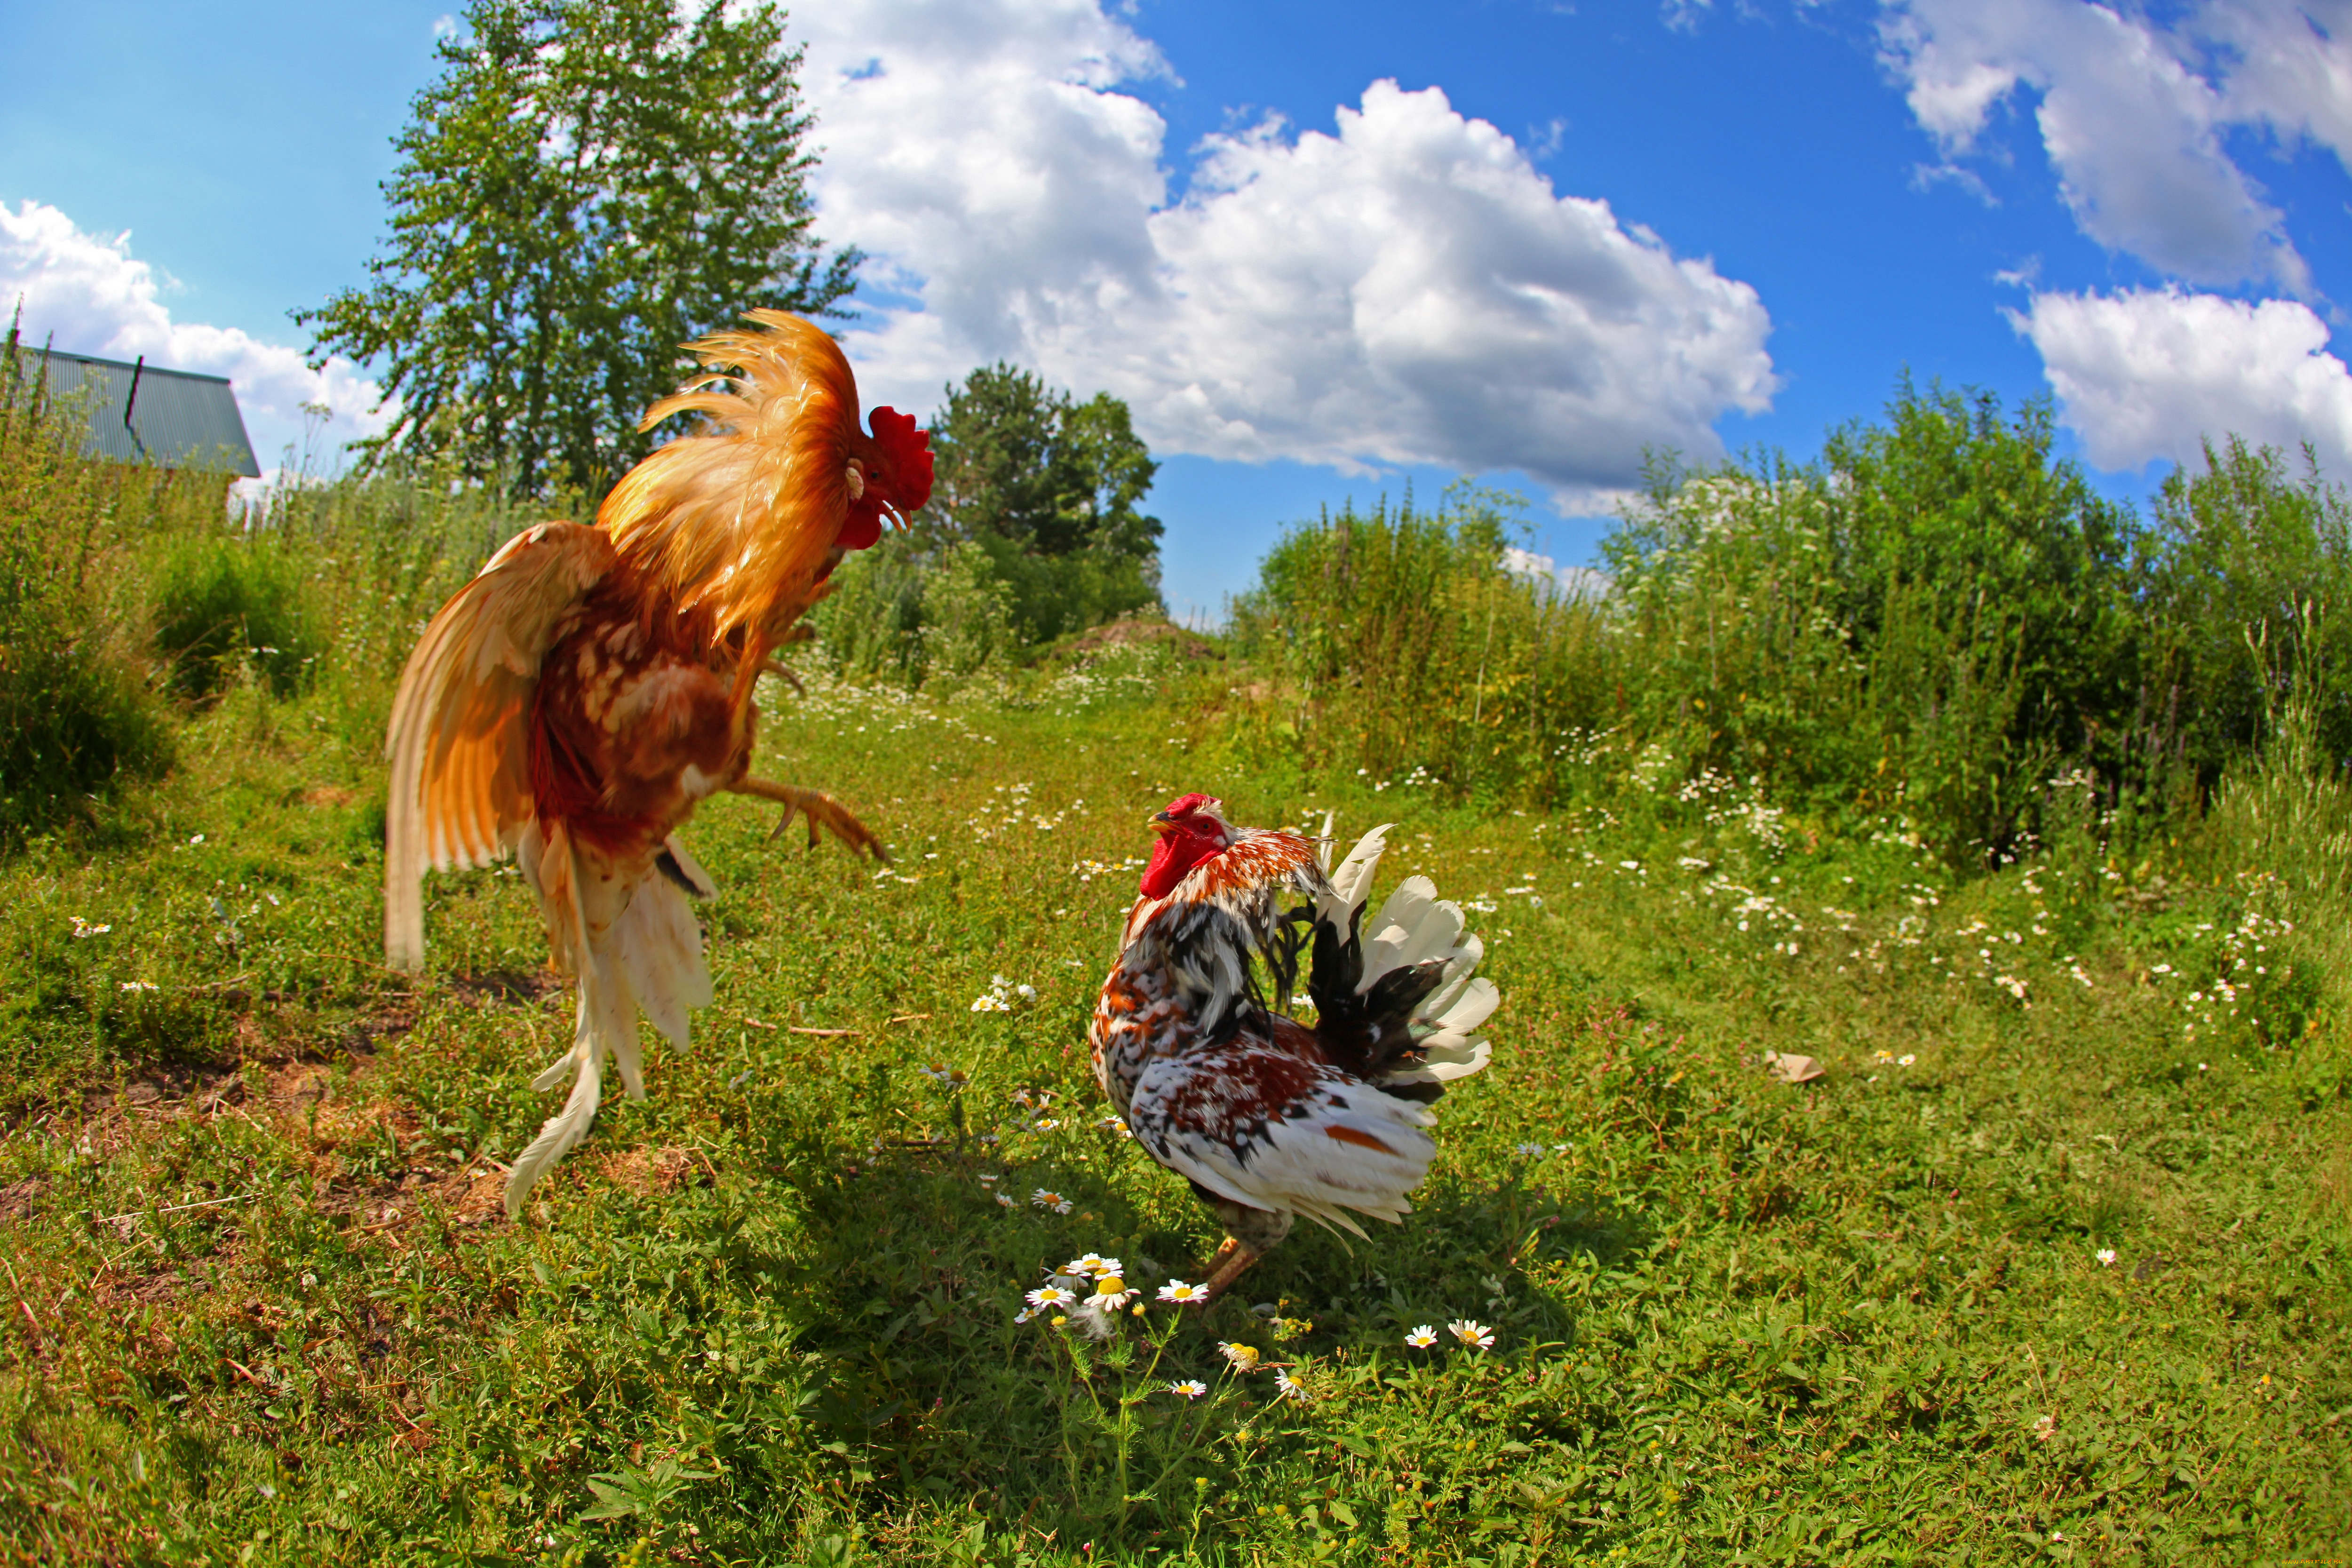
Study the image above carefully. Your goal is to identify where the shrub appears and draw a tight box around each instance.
[151,531,321,699]
[0,333,175,838]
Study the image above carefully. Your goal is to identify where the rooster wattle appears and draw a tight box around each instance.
[383,311,932,1217]
[1090,794,1499,1300]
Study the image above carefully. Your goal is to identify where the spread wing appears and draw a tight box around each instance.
[383,521,618,970]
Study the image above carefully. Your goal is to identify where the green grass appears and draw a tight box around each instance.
[0,659,2346,1566]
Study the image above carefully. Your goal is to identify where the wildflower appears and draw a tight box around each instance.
[1404,1325,1439,1348]
[1032,1189,1074,1214]
[1091,1274,1139,1310]
[2096,1248,2117,1266]
[1217,1342,1261,1372]
[1158,1280,1211,1305]
[1012,1305,1038,1324]
[1512,1142,1544,1157]
[119,980,157,993]
[1447,1319,1495,1350]
[1898,1054,1916,1067]
[971,992,1012,1014]
[68,917,111,939]
[1097,1116,1132,1138]
[1168,1379,1208,1399]
[994,1193,1016,1208]
[1063,1253,1121,1277]
[1273,1371,1311,1403]
[917,1063,969,1088]
[1025,1283,1081,1311]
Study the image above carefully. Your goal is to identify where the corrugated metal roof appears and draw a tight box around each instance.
[32,350,261,477]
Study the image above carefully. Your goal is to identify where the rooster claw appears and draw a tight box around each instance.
[731,776,888,862]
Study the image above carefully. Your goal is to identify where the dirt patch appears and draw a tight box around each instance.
[451,968,560,1008]
[598,1145,700,1198]
[1069,614,1216,661]
[301,786,357,808]
[0,1176,48,1224]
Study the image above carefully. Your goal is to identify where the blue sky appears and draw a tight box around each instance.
[8,1,2352,621]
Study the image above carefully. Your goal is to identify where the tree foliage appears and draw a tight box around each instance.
[919,364,1163,642]
[299,0,857,501]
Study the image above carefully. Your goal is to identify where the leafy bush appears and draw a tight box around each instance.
[0,335,175,838]
[150,531,321,698]
[1231,382,2352,867]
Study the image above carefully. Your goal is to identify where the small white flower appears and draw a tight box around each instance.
[1158,1280,1210,1305]
[1016,984,1035,999]
[2095,1248,2117,1266]
[1032,1189,1074,1214]
[1012,1305,1038,1324]
[1097,1116,1132,1138]
[970,993,1012,1013]
[1063,1253,1121,1277]
[1273,1371,1311,1403]
[1447,1318,1495,1350]
[1025,1284,1081,1310]
[68,917,111,939]
[1898,1054,1916,1067]
[1513,1142,1544,1157]
[1404,1325,1439,1348]
[1217,1341,1261,1372]
[1168,1379,1208,1399]
[119,980,157,993]
[1091,1275,1138,1310]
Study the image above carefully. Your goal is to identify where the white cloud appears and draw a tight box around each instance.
[798,1,1776,504]
[0,199,389,471]
[2011,286,2352,473]
[1880,0,2312,291]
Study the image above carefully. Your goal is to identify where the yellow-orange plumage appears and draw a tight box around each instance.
[382,312,931,1217]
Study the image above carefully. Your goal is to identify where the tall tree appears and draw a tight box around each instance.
[299,0,857,500]
[922,364,1162,641]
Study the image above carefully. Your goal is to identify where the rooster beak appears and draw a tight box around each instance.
[1147,812,1177,835]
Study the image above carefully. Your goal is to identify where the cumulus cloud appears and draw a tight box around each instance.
[1879,0,2312,291]
[798,1,1775,503]
[0,199,388,471]
[2011,286,2352,473]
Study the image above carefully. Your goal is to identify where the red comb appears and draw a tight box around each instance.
[837,406,934,553]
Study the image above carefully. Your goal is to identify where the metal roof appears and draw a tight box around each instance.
[32,350,261,477]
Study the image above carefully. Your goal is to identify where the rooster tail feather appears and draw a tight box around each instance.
[507,1030,601,1219]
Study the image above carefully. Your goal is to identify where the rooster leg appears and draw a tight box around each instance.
[1197,1239,1263,1304]
[1193,1198,1294,1304]
[728,776,888,862]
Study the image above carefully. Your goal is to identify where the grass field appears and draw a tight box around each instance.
[0,651,2347,1565]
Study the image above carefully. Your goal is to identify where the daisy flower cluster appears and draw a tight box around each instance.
[970,973,1034,1013]
[1176,1340,1311,1403]
[1403,1319,1495,1351]
[1014,1253,1143,1326]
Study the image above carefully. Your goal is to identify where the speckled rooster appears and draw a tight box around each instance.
[383,311,932,1217]
[1091,794,1498,1300]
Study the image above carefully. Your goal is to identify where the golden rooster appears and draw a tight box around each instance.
[382,311,932,1217]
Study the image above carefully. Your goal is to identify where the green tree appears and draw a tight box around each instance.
[298,0,857,501]
[920,364,1162,642]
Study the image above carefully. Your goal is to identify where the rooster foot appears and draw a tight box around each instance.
[1193,1238,1263,1304]
[730,776,889,862]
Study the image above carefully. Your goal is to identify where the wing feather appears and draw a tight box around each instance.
[383,521,617,971]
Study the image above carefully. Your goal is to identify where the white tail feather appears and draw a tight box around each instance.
[1321,818,1497,1092]
[502,820,714,1217]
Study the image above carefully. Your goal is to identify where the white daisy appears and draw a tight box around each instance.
[1168,1379,1208,1399]
[1404,1325,1439,1348]
[1448,1319,1496,1350]
[1273,1371,1311,1403]
[1025,1284,1081,1310]
[1158,1280,1211,1305]
[1217,1342,1261,1372]
[1032,1189,1073,1214]
[1513,1142,1544,1157]
[1063,1253,1120,1277]
[2096,1248,2117,1266]
[994,1193,1016,1208]
[1091,1275,1139,1310]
